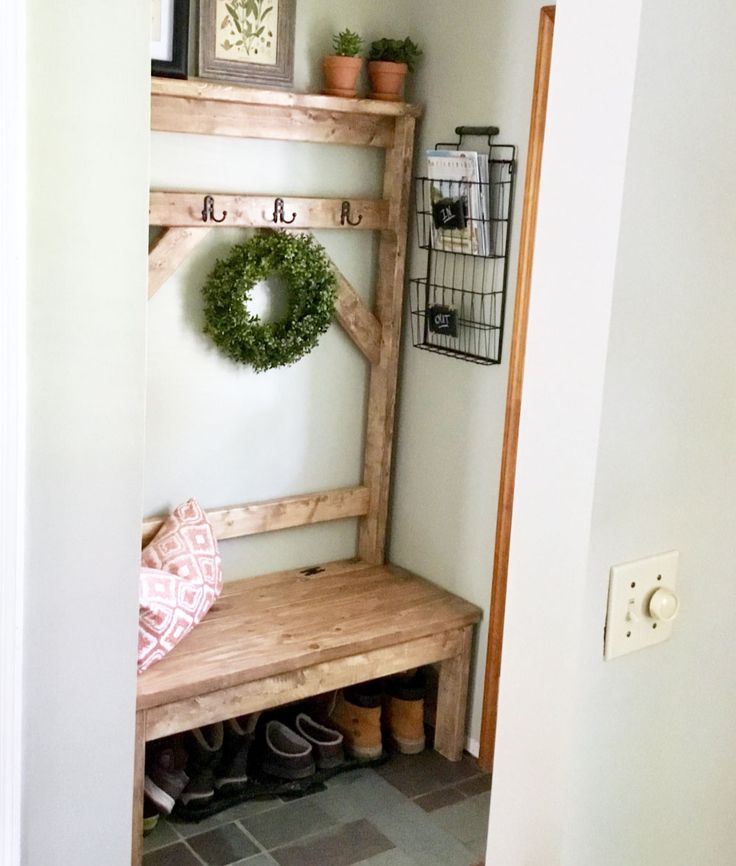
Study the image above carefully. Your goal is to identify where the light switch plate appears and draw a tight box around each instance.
[604,551,679,660]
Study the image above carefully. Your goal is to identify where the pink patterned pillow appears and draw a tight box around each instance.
[138,499,223,673]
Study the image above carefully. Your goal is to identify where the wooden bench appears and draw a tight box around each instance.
[133,559,481,863]
[136,80,483,865]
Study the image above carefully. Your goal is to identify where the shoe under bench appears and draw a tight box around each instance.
[133,558,481,864]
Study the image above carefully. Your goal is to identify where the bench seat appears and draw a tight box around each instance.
[137,559,481,743]
[132,561,481,864]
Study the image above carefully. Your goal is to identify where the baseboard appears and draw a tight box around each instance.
[466,736,481,758]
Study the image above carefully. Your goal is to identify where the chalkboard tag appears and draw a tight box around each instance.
[428,305,458,338]
[432,196,468,230]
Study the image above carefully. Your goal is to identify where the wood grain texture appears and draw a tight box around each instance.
[358,116,416,564]
[130,710,146,866]
[137,560,482,711]
[148,227,212,298]
[145,627,469,740]
[152,95,397,147]
[152,76,422,118]
[149,193,390,231]
[334,267,382,364]
[478,5,556,773]
[142,486,370,546]
[435,626,473,762]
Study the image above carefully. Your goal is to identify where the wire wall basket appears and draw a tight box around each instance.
[410,129,516,365]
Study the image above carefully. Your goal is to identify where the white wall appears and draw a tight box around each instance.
[565,0,736,862]
[489,0,736,863]
[0,2,26,862]
[23,2,150,864]
[389,0,546,747]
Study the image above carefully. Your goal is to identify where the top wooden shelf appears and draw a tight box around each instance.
[152,76,422,119]
[151,77,420,148]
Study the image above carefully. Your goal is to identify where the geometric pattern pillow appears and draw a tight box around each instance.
[138,499,223,673]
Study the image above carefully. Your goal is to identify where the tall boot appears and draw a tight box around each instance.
[215,713,260,796]
[329,681,383,761]
[384,669,426,754]
[179,723,224,807]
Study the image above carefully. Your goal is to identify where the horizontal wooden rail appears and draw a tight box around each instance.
[149,193,390,231]
[142,485,370,545]
[153,95,394,148]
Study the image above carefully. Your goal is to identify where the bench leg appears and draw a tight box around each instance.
[435,626,473,761]
[131,710,146,866]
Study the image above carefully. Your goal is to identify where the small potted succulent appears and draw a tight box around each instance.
[323,29,364,98]
[368,37,422,102]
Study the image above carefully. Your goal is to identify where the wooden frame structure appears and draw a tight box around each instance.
[479,6,556,773]
[147,77,419,566]
[134,78,482,865]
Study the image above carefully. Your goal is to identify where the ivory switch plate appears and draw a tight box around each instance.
[604,551,679,660]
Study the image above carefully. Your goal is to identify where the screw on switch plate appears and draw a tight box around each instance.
[604,551,680,660]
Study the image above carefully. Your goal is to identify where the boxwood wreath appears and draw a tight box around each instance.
[202,231,338,372]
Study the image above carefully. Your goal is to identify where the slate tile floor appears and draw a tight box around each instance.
[143,751,490,866]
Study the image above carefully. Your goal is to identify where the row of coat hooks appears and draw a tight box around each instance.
[200,195,363,227]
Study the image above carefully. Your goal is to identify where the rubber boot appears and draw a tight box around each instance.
[329,682,383,760]
[215,713,260,796]
[179,723,224,807]
[384,670,426,754]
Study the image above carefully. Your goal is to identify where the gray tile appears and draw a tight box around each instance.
[414,787,466,812]
[369,800,477,866]
[376,752,479,798]
[174,799,284,838]
[271,819,394,866]
[143,818,180,853]
[326,768,375,788]
[187,822,260,865]
[311,771,409,822]
[456,774,492,798]
[463,834,488,862]
[143,841,203,866]
[241,798,338,850]
[355,850,421,866]
[231,856,279,866]
[429,794,490,846]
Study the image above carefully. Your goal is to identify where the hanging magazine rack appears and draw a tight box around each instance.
[410,126,516,365]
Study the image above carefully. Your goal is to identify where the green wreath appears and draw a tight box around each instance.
[202,232,338,372]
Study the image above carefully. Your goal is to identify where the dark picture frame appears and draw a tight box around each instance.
[151,0,190,79]
[198,0,296,89]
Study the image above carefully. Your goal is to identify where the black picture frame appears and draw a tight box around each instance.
[151,0,190,79]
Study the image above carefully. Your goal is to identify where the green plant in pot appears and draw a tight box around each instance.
[323,29,364,98]
[368,37,422,102]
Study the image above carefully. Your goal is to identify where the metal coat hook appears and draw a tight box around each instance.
[340,200,363,227]
[271,197,297,224]
[201,195,227,223]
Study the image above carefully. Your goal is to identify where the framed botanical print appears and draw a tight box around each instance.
[151,0,190,79]
[198,0,296,89]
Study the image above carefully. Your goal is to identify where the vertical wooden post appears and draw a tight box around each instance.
[478,5,556,773]
[435,626,473,761]
[131,710,146,866]
[358,115,416,564]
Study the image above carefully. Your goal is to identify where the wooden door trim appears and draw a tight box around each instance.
[478,5,556,772]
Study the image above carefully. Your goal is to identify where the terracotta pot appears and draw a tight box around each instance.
[368,60,408,102]
[322,55,364,98]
